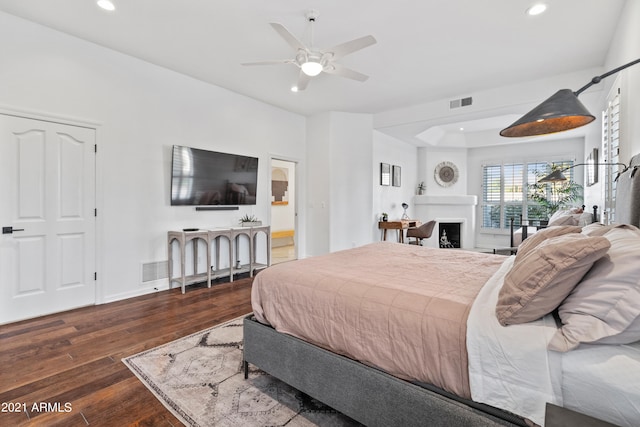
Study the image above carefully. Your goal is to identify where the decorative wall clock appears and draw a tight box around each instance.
[434,161,459,187]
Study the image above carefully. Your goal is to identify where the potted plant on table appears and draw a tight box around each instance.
[381,213,388,222]
[239,214,262,227]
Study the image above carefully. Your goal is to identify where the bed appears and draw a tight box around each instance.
[243,155,640,427]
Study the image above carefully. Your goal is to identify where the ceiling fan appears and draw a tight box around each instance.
[242,10,377,91]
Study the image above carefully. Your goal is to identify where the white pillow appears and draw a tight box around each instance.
[549,209,570,222]
[548,208,591,227]
[549,224,640,352]
[577,212,593,226]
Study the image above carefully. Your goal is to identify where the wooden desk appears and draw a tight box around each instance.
[378,220,421,243]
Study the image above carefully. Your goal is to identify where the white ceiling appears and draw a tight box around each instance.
[0,0,626,145]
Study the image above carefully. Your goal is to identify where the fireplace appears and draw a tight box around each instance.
[438,222,461,248]
[412,195,477,249]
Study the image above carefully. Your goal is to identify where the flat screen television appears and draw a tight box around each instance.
[171,145,259,206]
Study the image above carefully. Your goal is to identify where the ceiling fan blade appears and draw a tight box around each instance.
[241,59,294,66]
[295,71,311,91]
[323,63,369,82]
[270,23,307,51]
[327,35,376,61]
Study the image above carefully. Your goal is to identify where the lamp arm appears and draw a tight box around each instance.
[574,58,640,96]
[561,162,628,172]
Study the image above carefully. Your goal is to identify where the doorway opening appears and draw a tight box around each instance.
[270,159,297,264]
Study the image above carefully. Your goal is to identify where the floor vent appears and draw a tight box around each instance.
[142,260,168,283]
[449,96,473,109]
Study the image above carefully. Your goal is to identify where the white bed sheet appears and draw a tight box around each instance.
[561,341,640,427]
[467,256,563,426]
[467,255,640,427]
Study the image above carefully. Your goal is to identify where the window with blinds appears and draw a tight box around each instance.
[481,160,574,230]
[602,78,621,224]
[482,165,501,228]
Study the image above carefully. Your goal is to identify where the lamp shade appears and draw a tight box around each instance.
[538,169,568,183]
[500,89,595,137]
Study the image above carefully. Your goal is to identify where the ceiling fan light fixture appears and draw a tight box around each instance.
[301,60,323,77]
[241,12,376,89]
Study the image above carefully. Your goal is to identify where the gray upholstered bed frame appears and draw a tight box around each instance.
[614,153,640,227]
[242,153,640,427]
[243,315,525,426]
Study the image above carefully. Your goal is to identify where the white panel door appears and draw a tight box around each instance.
[0,114,96,324]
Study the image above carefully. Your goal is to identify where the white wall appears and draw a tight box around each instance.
[372,131,418,240]
[0,12,306,302]
[307,112,376,256]
[305,113,332,256]
[417,147,468,196]
[306,117,415,253]
[579,1,640,220]
[603,0,640,162]
[328,113,374,252]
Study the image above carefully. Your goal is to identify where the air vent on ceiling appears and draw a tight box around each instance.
[142,260,168,283]
[450,96,473,109]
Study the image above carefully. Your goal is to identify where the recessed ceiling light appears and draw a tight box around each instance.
[526,4,547,16]
[291,86,299,92]
[97,0,115,11]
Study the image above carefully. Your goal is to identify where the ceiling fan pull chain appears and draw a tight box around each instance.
[306,9,319,48]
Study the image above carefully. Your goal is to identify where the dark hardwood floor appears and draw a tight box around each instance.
[0,277,253,426]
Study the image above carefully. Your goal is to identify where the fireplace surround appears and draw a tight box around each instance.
[412,195,477,249]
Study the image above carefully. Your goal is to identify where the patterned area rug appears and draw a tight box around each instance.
[123,315,361,427]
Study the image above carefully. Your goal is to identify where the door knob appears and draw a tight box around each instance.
[2,226,25,234]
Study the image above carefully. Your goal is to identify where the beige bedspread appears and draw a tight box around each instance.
[251,241,505,398]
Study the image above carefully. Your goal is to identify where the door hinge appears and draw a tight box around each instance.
[94,272,97,281]
[94,208,97,217]
[94,144,97,153]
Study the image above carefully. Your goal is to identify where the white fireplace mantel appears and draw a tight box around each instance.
[412,194,477,249]
[413,195,477,206]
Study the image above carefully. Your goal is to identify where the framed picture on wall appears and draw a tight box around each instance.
[380,163,390,186]
[392,165,401,187]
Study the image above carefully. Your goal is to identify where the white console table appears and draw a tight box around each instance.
[168,225,271,293]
